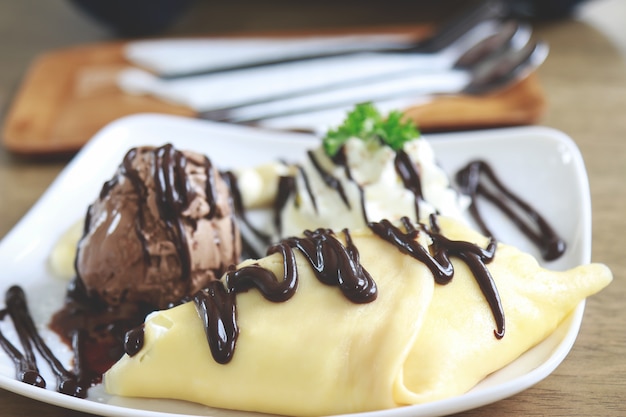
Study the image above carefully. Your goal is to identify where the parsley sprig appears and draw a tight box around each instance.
[323,103,420,157]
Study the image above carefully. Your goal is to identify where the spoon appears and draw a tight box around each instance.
[157,0,508,79]
[198,20,530,121]
[209,39,548,124]
[119,19,524,115]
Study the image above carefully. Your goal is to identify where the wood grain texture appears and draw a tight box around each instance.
[2,42,195,156]
[2,25,545,157]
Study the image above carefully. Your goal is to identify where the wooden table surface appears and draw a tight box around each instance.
[0,2,624,416]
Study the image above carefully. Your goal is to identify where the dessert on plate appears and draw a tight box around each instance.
[0,104,613,416]
[48,143,242,386]
[105,215,611,416]
[234,103,469,241]
[75,143,240,309]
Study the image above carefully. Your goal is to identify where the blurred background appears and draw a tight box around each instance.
[1,0,625,251]
[0,0,624,105]
[0,1,625,417]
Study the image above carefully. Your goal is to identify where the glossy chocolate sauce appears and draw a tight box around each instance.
[202,154,219,218]
[153,144,194,280]
[273,175,297,239]
[0,148,566,394]
[49,277,153,387]
[394,149,424,221]
[0,286,88,397]
[185,227,376,364]
[193,281,238,364]
[307,150,351,209]
[123,325,145,357]
[1,144,237,395]
[297,165,318,213]
[456,160,566,261]
[370,215,504,338]
[273,144,429,232]
[126,215,503,365]
[221,170,272,260]
[282,229,376,304]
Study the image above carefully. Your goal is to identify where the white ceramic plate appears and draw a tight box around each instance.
[0,114,591,417]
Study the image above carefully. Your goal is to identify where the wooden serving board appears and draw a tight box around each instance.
[2,26,546,157]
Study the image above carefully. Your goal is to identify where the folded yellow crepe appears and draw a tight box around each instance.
[104,217,612,416]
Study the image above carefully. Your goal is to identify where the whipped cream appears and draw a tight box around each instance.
[276,137,469,239]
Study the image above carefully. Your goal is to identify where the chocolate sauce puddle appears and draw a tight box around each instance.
[41,275,194,396]
[456,160,566,261]
[0,286,87,397]
[0,150,567,395]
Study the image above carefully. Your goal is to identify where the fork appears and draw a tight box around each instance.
[120,18,527,114]
[203,39,548,124]
[198,20,530,121]
[157,0,508,79]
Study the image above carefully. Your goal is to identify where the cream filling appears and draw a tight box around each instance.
[277,138,469,239]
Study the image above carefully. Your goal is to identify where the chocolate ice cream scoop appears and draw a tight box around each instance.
[76,144,240,309]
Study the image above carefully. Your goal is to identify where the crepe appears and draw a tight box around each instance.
[104,216,612,416]
[396,217,610,404]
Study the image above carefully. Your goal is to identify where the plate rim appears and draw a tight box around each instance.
[0,113,592,417]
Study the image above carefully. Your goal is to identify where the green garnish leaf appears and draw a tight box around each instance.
[378,110,420,151]
[323,103,382,156]
[323,103,420,156]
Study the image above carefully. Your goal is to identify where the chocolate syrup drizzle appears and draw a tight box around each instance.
[307,150,351,209]
[456,160,566,261]
[0,210,503,393]
[329,147,370,224]
[279,145,431,232]
[0,287,87,397]
[126,215,501,366]
[394,149,424,221]
[90,144,231,296]
[153,144,194,280]
[297,165,318,213]
[193,281,238,364]
[0,146,566,395]
[189,227,377,364]
[369,216,503,338]
[221,170,272,260]
[273,176,297,239]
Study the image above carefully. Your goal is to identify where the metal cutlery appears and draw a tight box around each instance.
[202,39,548,124]
[115,0,546,131]
[198,20,530,120]
[158,0,508,79]
[118,18,527,114]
